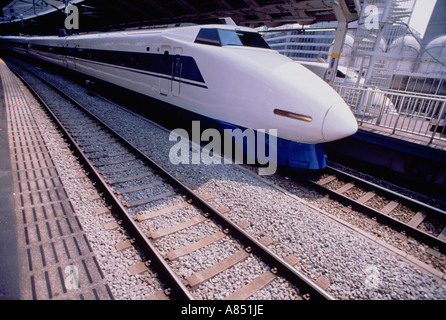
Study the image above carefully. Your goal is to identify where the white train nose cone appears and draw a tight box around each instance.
[322,102,358,142]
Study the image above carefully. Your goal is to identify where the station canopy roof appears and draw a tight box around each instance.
[0,0,360,34]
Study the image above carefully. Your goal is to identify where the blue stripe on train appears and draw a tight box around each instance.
[217,120,327,170]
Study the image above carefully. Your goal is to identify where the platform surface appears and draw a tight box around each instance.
[357,115,446,152]
[0,59,113,300]
[0,59,20,300]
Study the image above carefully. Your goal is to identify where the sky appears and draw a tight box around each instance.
[409,0,437,37]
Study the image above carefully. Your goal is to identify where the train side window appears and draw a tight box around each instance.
[195,29,221,46]
[143,54,152,70]
[128,56,136,68]
[77,48,85,59]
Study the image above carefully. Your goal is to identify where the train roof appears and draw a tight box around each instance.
[3,23,259,43]
[1,24,271,52]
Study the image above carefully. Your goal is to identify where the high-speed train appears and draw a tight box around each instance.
[0,24,358,169]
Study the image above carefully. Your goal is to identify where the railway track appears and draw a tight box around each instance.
[9,60,333,300]
[306,165,446,255]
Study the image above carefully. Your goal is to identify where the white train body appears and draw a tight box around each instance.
[1,24,357,169]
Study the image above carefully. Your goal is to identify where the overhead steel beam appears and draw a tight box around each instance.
[1,0,360,33]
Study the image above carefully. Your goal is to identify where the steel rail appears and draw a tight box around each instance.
[11,61,334,300]
[325,165,446,221]
[306,165,446,254]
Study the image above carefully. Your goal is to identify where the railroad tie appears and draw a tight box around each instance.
[185,236,274,290]
[407,212,427,228]
[380,201,399,215]
[224,270,276,300]
[317,175,337,186]
[335,182,355,194]
[124,190,175,208]
[145,289,170,300]
[186,249,250,289]
[96,156,137,166]
[165,231,226,261]
[108,172,153,185]
[99,163,144,175]
[115,239,134,251]
[136,202,191,221]
[223,254,299,300]
[438,226,446,242]
[128,261,151,276]
[164,220,250,261]
[150,215,207,240]
[356,191,376,204]
[116,180,163,195]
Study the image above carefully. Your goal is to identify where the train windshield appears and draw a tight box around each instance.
[195,28,270,49]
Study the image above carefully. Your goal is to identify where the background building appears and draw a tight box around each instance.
[263,0,446,95]
[262,22,339,62]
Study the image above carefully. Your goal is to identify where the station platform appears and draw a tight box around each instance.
[357,120,446,152]
[0,59,113,300]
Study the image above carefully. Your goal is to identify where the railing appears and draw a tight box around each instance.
[332,82,446,144]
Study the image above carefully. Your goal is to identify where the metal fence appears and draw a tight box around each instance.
[332,83,446,144]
